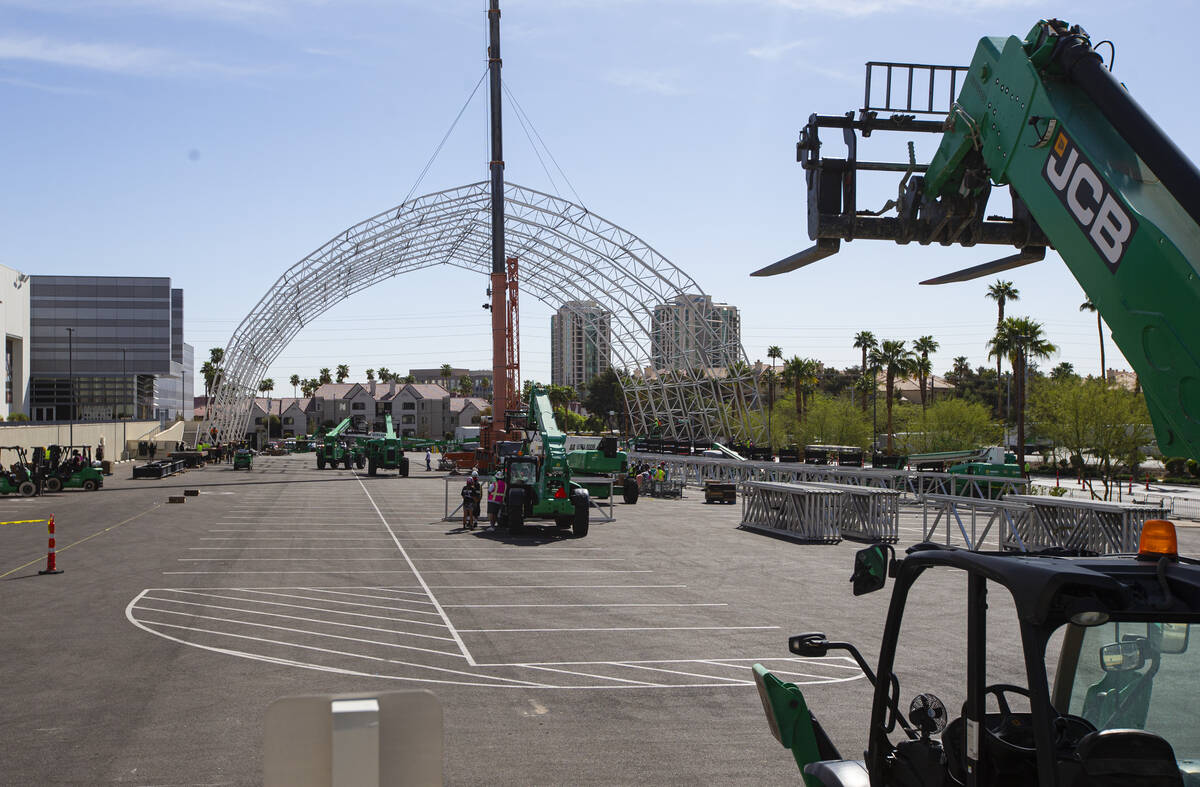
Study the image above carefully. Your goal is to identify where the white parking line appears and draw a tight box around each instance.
[149,590,447,625]
[459,625,779,633]
[136,605,460,652]
[518,664,660,686]
[441,602,727,608]
[351,472,478,666]
[616,662,747,683]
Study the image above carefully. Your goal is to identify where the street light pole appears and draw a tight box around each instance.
[122,348,127,460]
[65,327,74,447]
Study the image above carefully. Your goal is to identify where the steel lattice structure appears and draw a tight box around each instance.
[201,181,764,445]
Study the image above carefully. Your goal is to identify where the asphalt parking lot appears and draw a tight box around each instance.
[4,454,1200,785]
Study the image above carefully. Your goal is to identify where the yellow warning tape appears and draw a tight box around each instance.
[0,518,49,525]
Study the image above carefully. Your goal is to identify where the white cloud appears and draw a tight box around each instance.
[0,35,273,78]
[747,39,808,61]
[0,75,98,94]
[606,67,687,96]
[0,36,163,73]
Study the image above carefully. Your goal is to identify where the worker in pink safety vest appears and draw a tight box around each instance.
[487,472,506,529]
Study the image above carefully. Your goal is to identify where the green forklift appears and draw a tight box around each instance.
[232,448,254,470]
[0,446,39,496]
[41,445,104,492]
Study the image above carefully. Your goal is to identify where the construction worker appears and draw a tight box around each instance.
[487,471,506,530]
[461,470,482,530]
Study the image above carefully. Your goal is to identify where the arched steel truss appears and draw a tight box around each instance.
[201,181,764,445]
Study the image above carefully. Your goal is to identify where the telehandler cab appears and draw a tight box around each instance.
[755,521,1200,786]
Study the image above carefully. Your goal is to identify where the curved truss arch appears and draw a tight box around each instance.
[202,181,763,445]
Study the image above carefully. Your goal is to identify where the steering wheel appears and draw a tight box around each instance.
[984,684,1096,753]
[983,684,1037,754]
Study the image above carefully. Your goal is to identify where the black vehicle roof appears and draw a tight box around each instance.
[901,544,1200,627]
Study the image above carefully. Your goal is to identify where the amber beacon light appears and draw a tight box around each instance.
[1138,519,1179,559]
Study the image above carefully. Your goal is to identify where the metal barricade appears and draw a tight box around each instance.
[1001,494,1169,554]
[921,494,1034,551]
[739,481,842,543]
[908,472,1029,499]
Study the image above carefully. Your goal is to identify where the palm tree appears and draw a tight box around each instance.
[853,331,877,412]
[377,367,391,383]
[989,316,1056,470]
[868,340,916,455]
[336,364,349,384]
[365,368,375,382]
[439,364,454,390]
[947,356,972,385]
[766,345,782,449]
[318,368,332,386]
[912,355,933,411]
[913,335,939,405]
[1079,297,1106,380]
[201,347,226,419]
[782,356,820,419]
[403,374,416,384]
[259,378,275,440]
[986,281,1019,415]
[457,376,473,397]
[289,374,300,397]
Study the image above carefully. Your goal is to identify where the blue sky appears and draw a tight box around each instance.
[2,0,1197,397]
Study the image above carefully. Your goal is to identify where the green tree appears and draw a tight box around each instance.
[1033,377,1151,499]
[868,340,916,455]
[782,356,820,419]
[457,376,473,397]
[318,368,332,386]
[912,354,933,412]
[766,345,783,444]
[365,368,375,382]
[336,364,349,383]
[289,373,300,397]
[908,398,1000,453]
[402,374,415,384]
[201,347,226,418]
[258,379,275,440]
[853,331,877,412]
[913,335,939,406]
[801,393,871,450]
[989,316,1056,470]
[439,364,454,389]
[300,378,318,398]
[1050,361,1077,381]
[377,367,391,383]
[581,370,624,429]
[1080,297,1106,379]
[986,280,1019,415]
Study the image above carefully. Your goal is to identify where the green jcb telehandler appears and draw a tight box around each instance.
[362,415,409,477]
[494,387,590,538]
[315,418,365,470]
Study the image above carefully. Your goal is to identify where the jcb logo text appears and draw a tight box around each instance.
[1043,131,1137,272]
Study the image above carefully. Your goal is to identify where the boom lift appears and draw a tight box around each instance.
[494,385,590,538]
[754,18,1200,464]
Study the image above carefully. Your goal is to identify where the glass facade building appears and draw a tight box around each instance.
[29,276,192,422]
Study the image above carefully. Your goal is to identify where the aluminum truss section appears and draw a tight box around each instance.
[201,181,763,445]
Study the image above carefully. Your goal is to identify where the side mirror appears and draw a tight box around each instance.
[788,632,829,658]
[1159,623,1190,654]
[851,545,890,595]
[1100,640,1146,672]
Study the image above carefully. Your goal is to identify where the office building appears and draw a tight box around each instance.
[29,276,192,423]
[0,264,31,420]
[550,300,611,389]
[651,294,740,371]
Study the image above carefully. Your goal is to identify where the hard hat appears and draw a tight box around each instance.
[471,469,479,477]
